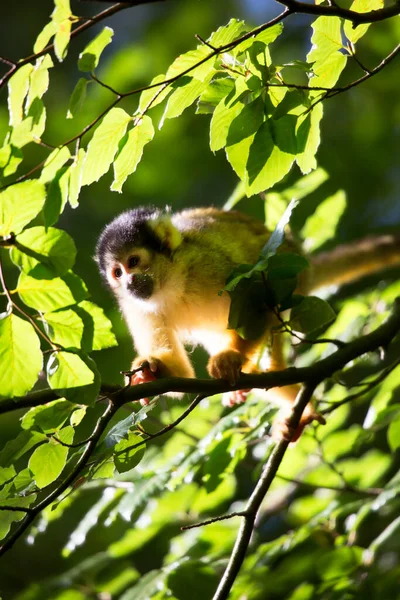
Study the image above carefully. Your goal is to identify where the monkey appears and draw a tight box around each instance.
[96,206,400,439]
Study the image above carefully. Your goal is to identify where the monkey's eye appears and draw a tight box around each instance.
[113,267,123,279]
[128,255,140,269]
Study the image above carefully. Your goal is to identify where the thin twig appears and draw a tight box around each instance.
[181,511,246,531]
[321,358,400,415]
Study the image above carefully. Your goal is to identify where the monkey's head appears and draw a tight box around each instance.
[95,206,183,305]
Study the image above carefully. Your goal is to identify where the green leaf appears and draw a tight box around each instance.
[54,14,72,62]
[82,107,132,186]
[21,399,75,433]
[47,351,100,406]
[0,465,16,486]
[0,314,42,398]
[210,80,250,152]
[165,45,215,82]
[197,77,235,114]
[0,430,47,467]
[111,116,154,193]
[138,74,171,113]
[44,307,84,349]
[289,296,336,334]
[9,99,46,148]
[344,0,383,44]
[302,190,347,252]
[244,115,297,195]
[261,198,299,258]
[114,432,145,473]
[316,546,362,580]
[263,169,328,230]
[223,179,246,210]
[16,270,88,312]
[77,300,117,351]
[388,416,400,452]
[67,78,89,119]
[44,300,117,352]
[296,103,323,174]
[43,165,70,227]
[78,26,114,72]
[227,276,269,339]
[68,148,85,208]
[202,433,245,492]
[29,426,74,488]
[0,145,24,178]
[7,64,33,126]
[26,55,53,109]
[308,17,347,87]
[0,179,46,236]
[0,495,36,541]
[208,18,247,48]
[11,226,77,276]
[160,76,211,125]
[168,561,219,600]
[33,20,57,53]
[39,146,71,184]
[233,23,284,55]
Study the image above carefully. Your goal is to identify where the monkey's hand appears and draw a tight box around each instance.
[128,353,195,403]
[126,358,161,406]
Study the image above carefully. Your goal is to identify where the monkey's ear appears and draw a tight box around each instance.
[148,214,182,252]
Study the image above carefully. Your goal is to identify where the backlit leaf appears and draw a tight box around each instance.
[29,426,74,488]
[68,148,85,208]
[308,17,347,87]
[26,55,53,109]
[39,146,71,184]
[0,179,45,236]
[290,296,336,334]
[47,351,100,405]
[344,0,384,44]
[7,64,33,126]
[82,108,132,186]
[78,26,114,72]
[114,432,146,473]
[0,314,42,397]
[111,116,154,192]
[67,78,89,119]
[302,190,347,252]
[11,226,76,276]
[17,271,88,312]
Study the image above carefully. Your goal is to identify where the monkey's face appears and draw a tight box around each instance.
[104,247,156,302]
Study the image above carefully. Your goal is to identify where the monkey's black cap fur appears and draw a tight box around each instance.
[95,206,162,277]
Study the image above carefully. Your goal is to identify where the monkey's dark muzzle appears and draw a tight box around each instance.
[127,274,154,299]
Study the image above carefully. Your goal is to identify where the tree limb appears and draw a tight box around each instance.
[277,0,400,24]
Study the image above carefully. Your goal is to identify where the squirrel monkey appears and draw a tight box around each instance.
[96,206,400,439]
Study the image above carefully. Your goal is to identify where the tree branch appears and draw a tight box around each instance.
[1,299,399,416]
[276,0,400,23]
[213,383,318,600]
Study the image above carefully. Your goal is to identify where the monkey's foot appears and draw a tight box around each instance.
[207,349,244,386]
[222,389,250,407]
[272,406,326,442]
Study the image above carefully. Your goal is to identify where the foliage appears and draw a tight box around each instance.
[0,1,399,599]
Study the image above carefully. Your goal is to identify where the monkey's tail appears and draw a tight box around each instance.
[309,234,400,292]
